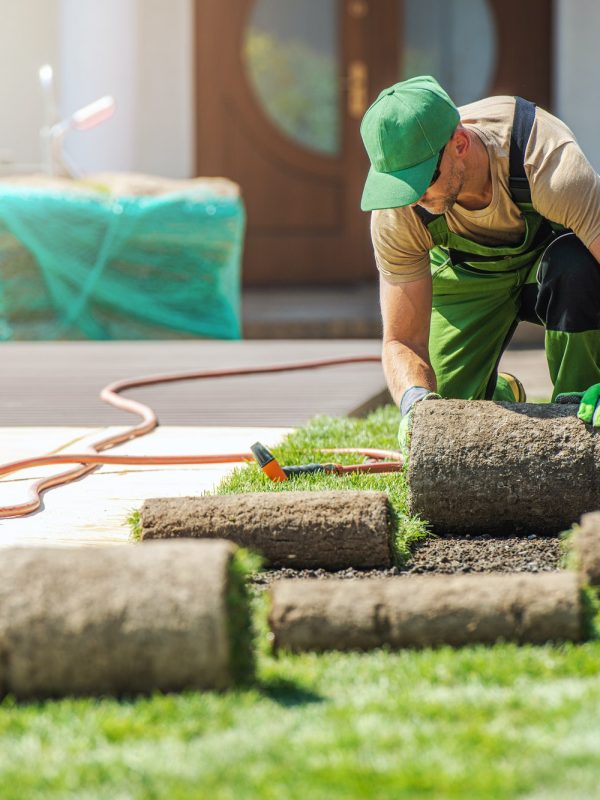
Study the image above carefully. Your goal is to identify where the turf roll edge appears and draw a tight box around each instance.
[269,572,583,652]
[0,540,254,698]
[140,491,393,569]
[573,511,600,586]
[226,548,259,686]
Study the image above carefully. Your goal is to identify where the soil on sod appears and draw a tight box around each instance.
[252,533,563,586]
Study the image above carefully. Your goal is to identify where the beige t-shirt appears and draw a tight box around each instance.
[371,96,600,284]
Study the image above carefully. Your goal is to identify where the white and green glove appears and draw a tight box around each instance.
[398,386,441,459]
[556,383,600,426]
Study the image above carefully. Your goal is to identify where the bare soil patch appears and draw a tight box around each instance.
[403,533,563,575]
[252,533,563,587]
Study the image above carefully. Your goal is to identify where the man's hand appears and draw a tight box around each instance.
[556,383,600,426]
[398,386,441,458]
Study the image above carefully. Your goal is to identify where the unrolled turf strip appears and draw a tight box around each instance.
[0,540,252,698]
[573,511,600,586]
[408,400,600,535]
[140,491,392,569]
[269,572,582,652]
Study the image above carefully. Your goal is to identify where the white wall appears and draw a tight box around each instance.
[135,0,194,178]
[0,0,60,170]
[60,0,194,178]
[59,0,140,173]
[0,0,194,178]
[554,0,600,170]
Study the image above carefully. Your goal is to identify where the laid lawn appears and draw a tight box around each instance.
[1,645,600,799]
[2,406,599,799]
[214,405,429,563]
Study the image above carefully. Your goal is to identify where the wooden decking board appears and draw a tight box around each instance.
[0,340,386,427]
[0,340,552,429]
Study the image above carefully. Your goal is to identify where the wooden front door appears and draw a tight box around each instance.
[194,0,552,287]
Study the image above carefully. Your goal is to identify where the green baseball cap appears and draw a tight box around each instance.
[360,75,460,211]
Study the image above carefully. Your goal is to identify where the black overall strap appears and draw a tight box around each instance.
[509,96,536,204]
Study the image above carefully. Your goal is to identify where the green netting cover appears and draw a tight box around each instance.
[0,176,244,340]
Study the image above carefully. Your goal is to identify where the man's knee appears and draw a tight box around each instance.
[536,232,600,332]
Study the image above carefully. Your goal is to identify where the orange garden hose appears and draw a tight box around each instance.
[0,355,403,518]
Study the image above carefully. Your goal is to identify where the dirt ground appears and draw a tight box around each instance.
[252,533,564,586]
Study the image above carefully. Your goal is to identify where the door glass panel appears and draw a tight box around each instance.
[401,0,496,106]
[243,0,340,156]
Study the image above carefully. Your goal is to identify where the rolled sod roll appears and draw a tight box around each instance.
[0,540,253,699]
[269,572,582,652]
[573,511,600,585]
[408,400,600,535]
[140,491,392,569]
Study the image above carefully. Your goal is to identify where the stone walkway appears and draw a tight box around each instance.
[0,426,292,548]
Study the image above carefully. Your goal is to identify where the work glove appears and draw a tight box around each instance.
[398,386,442,460]
[555,383,600,426]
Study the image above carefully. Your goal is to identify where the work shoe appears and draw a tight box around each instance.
[494,372,527,403]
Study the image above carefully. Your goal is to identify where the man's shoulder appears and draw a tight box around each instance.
[371,205,415,232]
[371,205,432,251]
[459,95,574,141]
[458,96,516,126]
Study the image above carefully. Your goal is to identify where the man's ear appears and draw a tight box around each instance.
[451,127,470,159]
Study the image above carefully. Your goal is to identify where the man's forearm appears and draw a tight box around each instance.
[382,339,437,406]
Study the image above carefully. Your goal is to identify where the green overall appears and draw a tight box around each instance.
[427,208,545,400]
[421,99,600,402]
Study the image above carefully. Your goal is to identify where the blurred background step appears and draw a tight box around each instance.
[242,284,546,346]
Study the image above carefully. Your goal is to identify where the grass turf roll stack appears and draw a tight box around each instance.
[408,400,600,535]
[140,491,392,569]
[269,572,583,652]
[0,540,254,699]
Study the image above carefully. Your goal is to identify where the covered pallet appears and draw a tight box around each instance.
[0,173,244,340]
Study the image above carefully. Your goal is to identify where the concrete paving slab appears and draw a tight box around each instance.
[0,426,292,548]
